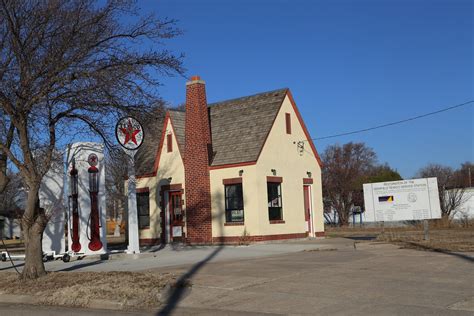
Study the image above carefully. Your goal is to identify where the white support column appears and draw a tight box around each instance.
[126,151,140,254]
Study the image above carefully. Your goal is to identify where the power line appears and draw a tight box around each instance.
[309,100,473,141]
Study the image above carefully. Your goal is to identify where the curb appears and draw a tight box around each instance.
[0,293,132,311]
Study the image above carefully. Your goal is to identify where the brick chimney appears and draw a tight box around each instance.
[184,75,212,243]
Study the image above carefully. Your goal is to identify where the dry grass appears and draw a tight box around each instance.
[327,225,474,252]
[0,271,179,309]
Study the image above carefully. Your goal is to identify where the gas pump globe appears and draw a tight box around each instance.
[87,153,103,251]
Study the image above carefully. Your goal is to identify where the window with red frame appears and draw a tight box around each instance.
[285,113,291,134]
[167,133,173,152]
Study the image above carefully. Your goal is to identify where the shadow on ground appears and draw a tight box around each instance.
[0,262,24,271]
[156,245,224,315]
[57,260,105,272]
[403,242,473,263]
[345,236,377,241]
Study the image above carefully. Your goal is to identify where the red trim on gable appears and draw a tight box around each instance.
[135,110,185,179]
[209,161,256,170]
[286,90,323,167]
[168,113,185,158]
[152,112,170,173]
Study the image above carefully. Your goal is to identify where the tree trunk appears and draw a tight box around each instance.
[21,185,48,280]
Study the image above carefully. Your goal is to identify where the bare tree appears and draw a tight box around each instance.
[0,0,184,279]
[322,142,377,226]
[417,163,468,221]
[0,170,22,218]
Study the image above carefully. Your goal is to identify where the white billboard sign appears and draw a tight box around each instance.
[363,178,441,222]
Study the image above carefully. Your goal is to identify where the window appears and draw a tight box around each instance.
[267,182,282,220]
[285,113,291,134]
[167,133,173,152]
[225,183,244,222]
[137,191,150,228]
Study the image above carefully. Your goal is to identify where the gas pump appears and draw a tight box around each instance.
[70,158,81,253]
[87,153,103,251]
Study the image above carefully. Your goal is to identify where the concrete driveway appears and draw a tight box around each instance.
[1,238,473,315]
[154,241,474,315]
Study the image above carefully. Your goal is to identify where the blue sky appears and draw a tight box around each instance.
[141,0,472,178]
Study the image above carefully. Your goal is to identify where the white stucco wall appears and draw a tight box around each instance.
[209,94,324,238]
[255,94,324,236]
[210,165,258,237]
[138,93,324,242]
[135,117,186,240]
[40,158,66,254]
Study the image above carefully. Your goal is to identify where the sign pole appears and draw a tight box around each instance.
[115,116,144,255]
[423,219,430,241]
[126,150,140,254]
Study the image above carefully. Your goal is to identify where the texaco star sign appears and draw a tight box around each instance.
[115,117,144,150]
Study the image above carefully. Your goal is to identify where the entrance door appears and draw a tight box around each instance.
[303,185,311,234]
[168,191,184,242]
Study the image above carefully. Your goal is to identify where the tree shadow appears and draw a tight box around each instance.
[155,187,226,315]
[345,236,377,241]
[404,242,473,263]
[156,245,224,316]
[57,259,104,272]
[0,262,24,271]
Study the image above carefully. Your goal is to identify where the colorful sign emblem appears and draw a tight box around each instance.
[115,117,144,150]
[87,153,98,166]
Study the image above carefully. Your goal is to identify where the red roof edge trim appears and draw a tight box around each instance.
[286,90,323,167]
[152,112,171,173]
[168,113,185,159]
[209,161,256,170]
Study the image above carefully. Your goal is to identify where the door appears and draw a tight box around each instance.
[168,191,184,242]
[303,185,311,234]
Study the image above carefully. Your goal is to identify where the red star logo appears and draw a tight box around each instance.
[120,119,140,145]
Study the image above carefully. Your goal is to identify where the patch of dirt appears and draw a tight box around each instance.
[0,271,179,309]
[327,226,474,252]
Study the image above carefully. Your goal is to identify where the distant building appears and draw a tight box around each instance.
[131,76,324,245]
[451,187,474,221]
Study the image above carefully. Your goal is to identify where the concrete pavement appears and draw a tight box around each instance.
[154,242,474,315]
[0,238,340,272]
[1,238,473,315]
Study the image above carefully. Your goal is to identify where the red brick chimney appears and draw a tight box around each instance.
[184,75,212,243]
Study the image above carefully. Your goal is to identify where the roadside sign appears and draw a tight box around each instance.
[115,117,144,150]
[115,116,144,254]
[363,178,442,222]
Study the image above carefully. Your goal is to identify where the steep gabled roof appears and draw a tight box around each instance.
[208,88,288,166]
[134,114,164,176]
[168,110,186,155]
[135,88,321,177]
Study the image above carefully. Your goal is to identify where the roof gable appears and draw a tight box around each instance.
[209,88,287,166]
[134,88,321,177]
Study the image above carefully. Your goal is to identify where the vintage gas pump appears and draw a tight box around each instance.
[70,158,81,253]
[87,153,103,251]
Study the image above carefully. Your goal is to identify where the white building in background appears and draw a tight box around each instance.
[451,187,474,220]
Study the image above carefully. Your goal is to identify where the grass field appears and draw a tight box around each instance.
[326,224,474,252]
[0,271,179,309]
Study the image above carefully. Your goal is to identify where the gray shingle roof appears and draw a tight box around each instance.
[168,110,186,155]
[208,88,288,166]
[134,114,164,176]
[135,88,288,175]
